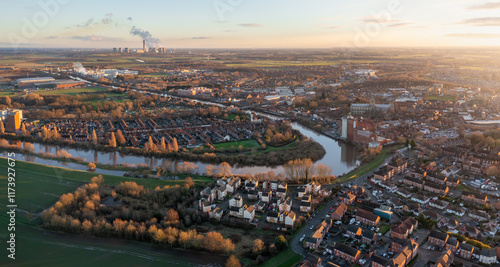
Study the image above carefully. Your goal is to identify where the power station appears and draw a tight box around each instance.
[113,40,166,54]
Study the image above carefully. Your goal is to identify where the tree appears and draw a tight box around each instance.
[405,139,410,147]
[283,158,315,184]
[275,235,287,251]
[172,138,179,152]
[315,163,332,178]
[216,162,232,177]
[21,124,28,136]
[92,129,98,145]
[5,96,11,107]
[252,239,265,255]
[410,139,416,150]
[485,136,495,149]
[225,255,241,267]
[115,130,126,146]
[146,136,155,151]
[88,162,96,171]
[109,132,117,147]
[205,164,215,176]
[0,121,4,134]
[160,137,167,152]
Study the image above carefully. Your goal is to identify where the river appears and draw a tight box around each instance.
[9,91,359,177]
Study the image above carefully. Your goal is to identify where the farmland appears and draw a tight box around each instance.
[0,158,223,266]
[36,86,113,96]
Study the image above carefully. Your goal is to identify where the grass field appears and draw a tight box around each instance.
[259,247,302,267]
[0,158,221,266]
[213,139,261,150]
[335,148,392,184]
[36,86,110,96]
[424,95,456,101]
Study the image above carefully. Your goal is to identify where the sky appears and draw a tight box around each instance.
[1,0,500,49]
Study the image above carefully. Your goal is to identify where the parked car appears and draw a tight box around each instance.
[299,235,306,242]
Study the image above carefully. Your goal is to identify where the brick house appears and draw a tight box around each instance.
[331,203,348,220]
[459,243,474,259]
[403,176,424,189]
[338,192,356,205]
[461,192,488,204]
[355,209,380,226]
[333,243,361,263]
[445,238,459,253]
[428,230,449,247]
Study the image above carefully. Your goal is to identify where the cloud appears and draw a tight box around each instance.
[388,22,413,27]
[192,37,211,39]
[362,17,403,24]
[127,17,133,21]
[460,17,500,26]
[45,36,57,39]
[325,26,342,29]
[468,2,500,10]
[70,35,123,42]
[239,23,263,27]
[72,13,114,28]
[446,33,500,38]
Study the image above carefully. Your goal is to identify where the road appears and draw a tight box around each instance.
[290,147,407,258]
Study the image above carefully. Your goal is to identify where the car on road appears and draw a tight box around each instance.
[299,235,306,242]
[308,217,313,221]
[310,225,315,230]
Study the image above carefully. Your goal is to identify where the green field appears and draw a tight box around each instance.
[36,86,110,96]
[213,139,261,150]
[0,158,220,266]
[259,247,302,267]
[335,147,393,184]
[424,95,456,101]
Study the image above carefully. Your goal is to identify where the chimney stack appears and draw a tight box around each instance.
[143,40,146,52]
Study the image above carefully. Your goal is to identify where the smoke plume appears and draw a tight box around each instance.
[73,62,88,75]
[130,26,163,48]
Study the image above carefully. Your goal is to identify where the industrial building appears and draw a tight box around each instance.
[6,109,23,132]
[114,40,166,54]
[14,77,55,86]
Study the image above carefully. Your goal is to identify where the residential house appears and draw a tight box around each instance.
[445,177,460,188]
[445,238,459,253]
[226,178,241,194]
[461,192,488,204]
[432,249,454,267]
[247,189,258,200]
[209,207,223,220]
[459,224,480,239]
[429,199,449,210]
[254,200,266,212]
[229,194,243,207]
[479,249,497,265]
[276,186,287,198]
[199,198,211,213]
[266,211,279,223]
[411,194,430,205]
[279,197,292,212]
[423,181,449,195]
[346,225,362,237]
[391,217,418,239]
[403,176,424,189]
[333,243,361,263]
[244,206,255,222]
[459,243,474,259]
[427,175,447,185]
[217,186,227,200]
[297,187,307,198]
[388,159,408,174]
[468,210,490,221]
[371,255,392,267]
[259,190,272,203]
[361,229,377,244]
[244,179,258,191]
[355,209,380,226]
[331,203,348,220]
[284,211,296,228]
[229,205,246,218]
[338,192,356,205]
[300,201,312,213]
[446,206,465,217]
[395,189,412,198]
[428,230,449,247]
[200,187,216,203]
